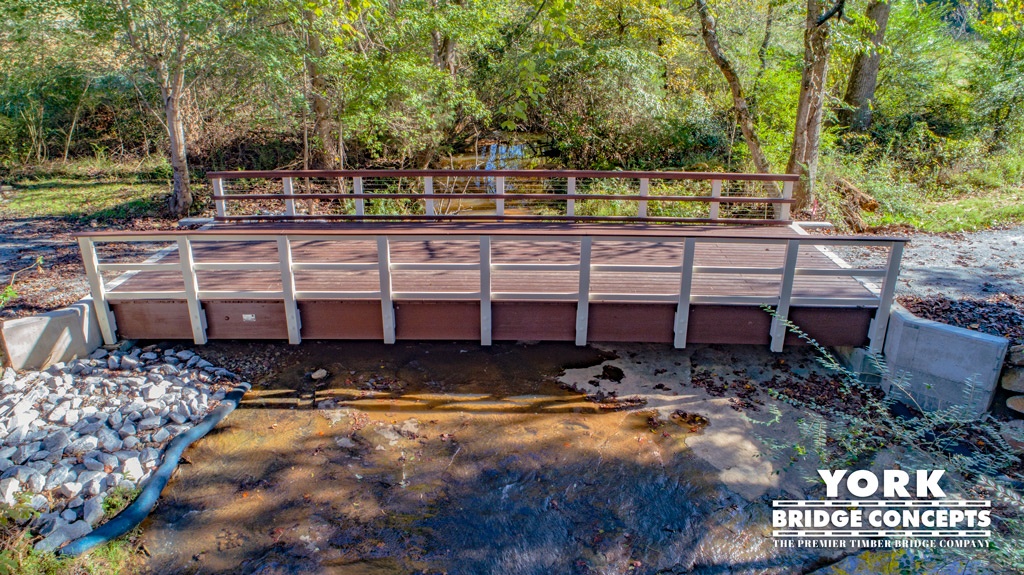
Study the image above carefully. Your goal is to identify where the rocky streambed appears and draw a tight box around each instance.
[0,346,242,552]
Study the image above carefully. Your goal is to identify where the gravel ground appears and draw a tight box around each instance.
[0,345,241,553]
[828,226,1024,346]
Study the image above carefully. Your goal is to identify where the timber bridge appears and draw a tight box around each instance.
[76,170,906,353]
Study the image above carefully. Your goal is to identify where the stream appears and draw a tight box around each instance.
[139,341,826,575]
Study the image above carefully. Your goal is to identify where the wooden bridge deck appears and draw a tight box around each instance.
[79,222,906,351]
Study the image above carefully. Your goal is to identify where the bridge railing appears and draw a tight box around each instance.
[78,225,905,354]
[206,170,799,225]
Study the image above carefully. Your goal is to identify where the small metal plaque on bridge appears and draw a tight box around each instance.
[242,314,257,322]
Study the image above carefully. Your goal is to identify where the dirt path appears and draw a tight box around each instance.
[0,217,178,320]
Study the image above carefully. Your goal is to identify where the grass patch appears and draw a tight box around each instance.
[2,179,168,222]
[0,158,182,222]
[865,186,1024,232]
[0,498,145,575]
[102,487,141,519]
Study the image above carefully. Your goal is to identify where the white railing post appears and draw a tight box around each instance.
[377,236,396,343]
[78,237,118,345]
[177,237,207,345]
[575,236,592,346]
[282,177,296,216]
[354,176,365,217]
[710,180,722,220]
[673,238,696,349]
[277,236,301,344]
[770,239,800,352]
[424,176,435,216]
[480,236,492,345]
[868,242,904,353]
[779,180,793,221]
[495,176,505,217]
[567,177,576,217]
[639,178,649,219]
[212,178,226,218]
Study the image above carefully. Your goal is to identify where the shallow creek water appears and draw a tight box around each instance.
[141,342,823,574]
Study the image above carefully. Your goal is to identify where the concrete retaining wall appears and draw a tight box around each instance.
[881,305,1008,416]
[0,298,103,370]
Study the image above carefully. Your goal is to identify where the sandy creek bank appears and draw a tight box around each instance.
[137,341,863,574]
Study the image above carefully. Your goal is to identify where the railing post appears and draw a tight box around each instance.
[212,178,226,218]
[770,239,800,352]
[480,236,492,346]
[354,176,365,217]
[424,176,435,216]
[710,180,722,220]
[495,176,505,217]
[177,237,207,345]
[277,236,301,344]
[566,177,576,217]
[779,181,793,221]
[674,238,696,349]
[78,237,118,345]
[575,236,592,346]
[282,177,296,216]
[868,242,904,353]
[377,236,396,344]
[639,178,649,219]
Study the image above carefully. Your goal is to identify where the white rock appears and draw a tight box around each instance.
[10,410,40,429]
[12,442,42,465]
[66,436,98,455]
[89,349,108,360]
[26,472,45,492]
[152,428,171,443]
[175,350,195,361]
[44,466,74,491]
[107,356,120,370]
[83,495,105,526]
[120,458,143,481]
[43,430,71,452]
[29,494,49,510]
[58,482,82,498]
[47,404,69,423]
[137,416,162,430]
[122,437,140,449]
[98,453,119,470]
[0,477,20,505]
[311,369,328,380]
[61,509,77,522]
[33,520,92,553]
[83,479,102,497]
[63,409,80,426]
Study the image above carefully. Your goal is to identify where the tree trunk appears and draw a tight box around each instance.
[158,62,192,217]
[164,87,191,216]
[840,1,890,131]
[786,0,835,211]
[695,0,773,174]
[305,12,340,169]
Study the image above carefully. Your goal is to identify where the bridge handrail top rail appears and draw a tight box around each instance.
[206,169,801,182]
[75,222,909,243]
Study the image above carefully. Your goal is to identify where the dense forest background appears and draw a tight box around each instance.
[1,0,1022,226]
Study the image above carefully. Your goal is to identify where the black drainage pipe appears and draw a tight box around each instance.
[59,382,251,557]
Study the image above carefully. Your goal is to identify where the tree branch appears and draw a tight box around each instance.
[817,0,846,27]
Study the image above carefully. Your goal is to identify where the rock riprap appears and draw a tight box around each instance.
[0,345,244,552]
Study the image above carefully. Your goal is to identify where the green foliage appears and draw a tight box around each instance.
[102,486,141,518]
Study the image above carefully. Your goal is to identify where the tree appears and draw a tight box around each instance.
[786,0,846,211]
[839,1,891,131]
[72,0,270,216]
[694,0,773,173]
